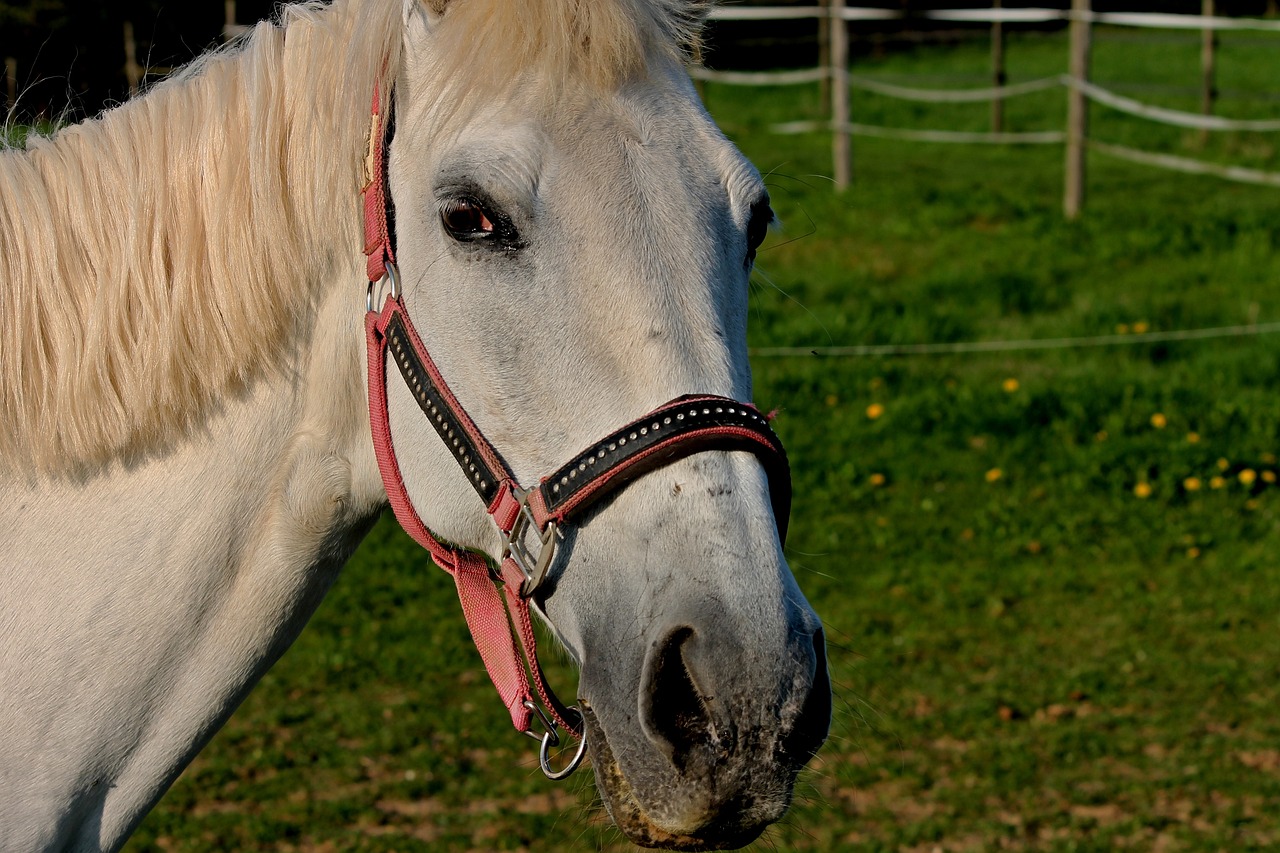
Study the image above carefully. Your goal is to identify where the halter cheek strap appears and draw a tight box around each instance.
[360,79,792,780]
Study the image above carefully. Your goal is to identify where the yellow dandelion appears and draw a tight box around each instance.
[1002,378,1020,393]
[985,468,1003,483]
[1187,547,1201,559]
[1132,321,1150,335]
[1095,430,1109,443]
[866,403,885,420]
[1183,477,1202,492]
[1239,469,1258,486]
[1186,432,1200,444]
[1246,499,1260,511]
[825,394,838,407]
[1150,413,1167,429]
[1133,482,1152,499]
[1116,323,1130,335]
[1263,470,1277,484]
[869,473,886,487]
[1217,458,1230,471]
[1263,453,1278,465]
[1211,476,1227,490]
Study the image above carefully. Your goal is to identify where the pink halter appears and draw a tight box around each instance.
[360,81,791,779]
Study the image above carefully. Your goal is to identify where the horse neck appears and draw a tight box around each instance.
[0,3,375,476]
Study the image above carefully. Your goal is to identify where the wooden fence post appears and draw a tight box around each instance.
[830,0,851,189]
[1200,0,1217,147]
[1064,0,1092,219]
[4,57,16,113]
[123,21,142,96]
[818,0,831,109]
[991,0,1006,133]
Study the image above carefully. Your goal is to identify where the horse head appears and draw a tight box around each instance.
[377,1,832,847]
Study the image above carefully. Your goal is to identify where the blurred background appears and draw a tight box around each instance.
[5,1,1275,121]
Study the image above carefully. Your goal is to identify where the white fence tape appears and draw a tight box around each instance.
[706,7,1280,31]
[924,9,1066,24]
[749,322,1280,358]
[773,120,1065,144]
[847,73,1061,103]
[691,67,829,85]
[697,67,1280,133]
[706,6,827,20]
[1088,140,1280,187]
[1084,11,1280,31]
[1067,76,1280,131]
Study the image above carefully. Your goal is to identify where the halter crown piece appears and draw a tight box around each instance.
[360,80,793,780]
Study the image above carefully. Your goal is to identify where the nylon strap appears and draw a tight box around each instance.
[361,77,791,754]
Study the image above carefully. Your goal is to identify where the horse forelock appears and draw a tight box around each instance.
[424,0,710,97]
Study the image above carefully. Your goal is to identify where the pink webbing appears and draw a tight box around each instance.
[366,302,535,734]
[501,558,581,733]
[362,81,396,285]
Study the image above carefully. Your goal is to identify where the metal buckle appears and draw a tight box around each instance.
[502,488,559,598]
[523,701,588,781]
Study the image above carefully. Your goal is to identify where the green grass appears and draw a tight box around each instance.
[132,29,1280,852]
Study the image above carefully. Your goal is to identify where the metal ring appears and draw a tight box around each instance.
[539,707,588,781]
[366,263,402,313]
[385,262,401,300]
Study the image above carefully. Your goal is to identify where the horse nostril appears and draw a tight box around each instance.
[781,628,832,766]
[641,626,714,765]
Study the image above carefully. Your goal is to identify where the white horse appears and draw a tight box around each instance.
[0,1,830,850]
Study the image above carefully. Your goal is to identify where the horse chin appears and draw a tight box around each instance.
[581,703,788,852]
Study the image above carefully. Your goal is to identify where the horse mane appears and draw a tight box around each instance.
[0,0,708,477]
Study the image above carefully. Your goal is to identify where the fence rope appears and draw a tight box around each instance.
[705,6,1280,30]
[691,67,829,86]
[773,119,1065,144]
[1083,11,1280,31]
[1088,140,1280,186]
[846,73,1061,103]
[749,322,1280,358]
[1067,76,1280,131]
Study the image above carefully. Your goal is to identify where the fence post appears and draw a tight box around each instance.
[830,0,851,189]
[1063,0,1092,219]
[1200,0,1217,147]
[991,0,1005,133]
[818,0,831,109]
[123,21,142,96]
[4,57,15,113]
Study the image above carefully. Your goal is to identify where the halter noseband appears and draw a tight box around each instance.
[360,81,792,780]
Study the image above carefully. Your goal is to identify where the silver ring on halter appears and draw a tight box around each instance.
[524,701,588,781]
[366,262,402,313]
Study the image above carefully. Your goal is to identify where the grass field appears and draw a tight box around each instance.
[131,27,1280,852]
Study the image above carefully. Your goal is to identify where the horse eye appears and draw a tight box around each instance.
[441,198,496,241]
[745,198,773,265]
